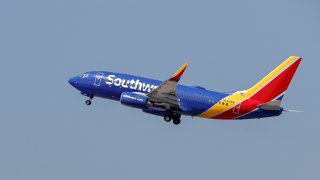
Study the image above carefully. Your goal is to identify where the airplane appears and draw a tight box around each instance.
[69,56,302,125]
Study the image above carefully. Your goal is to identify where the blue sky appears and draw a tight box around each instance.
[0,0,319,179]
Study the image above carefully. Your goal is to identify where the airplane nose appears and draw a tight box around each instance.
[68,77,78,87]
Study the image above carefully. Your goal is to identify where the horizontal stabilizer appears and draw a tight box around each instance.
[258,100,282,111]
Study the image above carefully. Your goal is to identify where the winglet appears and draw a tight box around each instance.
[169,63,188,82]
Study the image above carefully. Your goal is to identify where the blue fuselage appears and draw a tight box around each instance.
[69,71,227,115]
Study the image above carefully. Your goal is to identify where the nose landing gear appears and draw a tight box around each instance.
[85,95,94,106]
[85,99,92,105]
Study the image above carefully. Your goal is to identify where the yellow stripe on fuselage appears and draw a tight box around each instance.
[198,91,246,118]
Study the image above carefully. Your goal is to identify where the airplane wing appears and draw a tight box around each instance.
[147,63,188,109]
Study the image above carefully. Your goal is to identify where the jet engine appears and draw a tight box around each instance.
[120,92,153,109]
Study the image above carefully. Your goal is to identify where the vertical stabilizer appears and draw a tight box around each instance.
[246,56,302,103]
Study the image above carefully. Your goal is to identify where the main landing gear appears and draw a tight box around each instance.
[164,112,181,125]
[85,95,94,105]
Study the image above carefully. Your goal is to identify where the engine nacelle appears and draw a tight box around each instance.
[120,92,152,109]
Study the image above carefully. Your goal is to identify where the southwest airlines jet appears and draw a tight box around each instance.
[69,56,302,125]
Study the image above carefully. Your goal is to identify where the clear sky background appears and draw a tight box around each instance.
[0,0,319,180]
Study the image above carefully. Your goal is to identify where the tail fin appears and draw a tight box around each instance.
[246,56,302,103]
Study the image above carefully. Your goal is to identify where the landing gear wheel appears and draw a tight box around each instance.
[85,95,94,106]
[85,100,92,105]
[172,118,181,125]
[164,115,171,122]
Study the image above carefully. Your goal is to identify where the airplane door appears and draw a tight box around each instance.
[233,102,241,114]
[94,72,104,86]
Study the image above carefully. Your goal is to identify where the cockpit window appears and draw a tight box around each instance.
[80,74,89,78]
